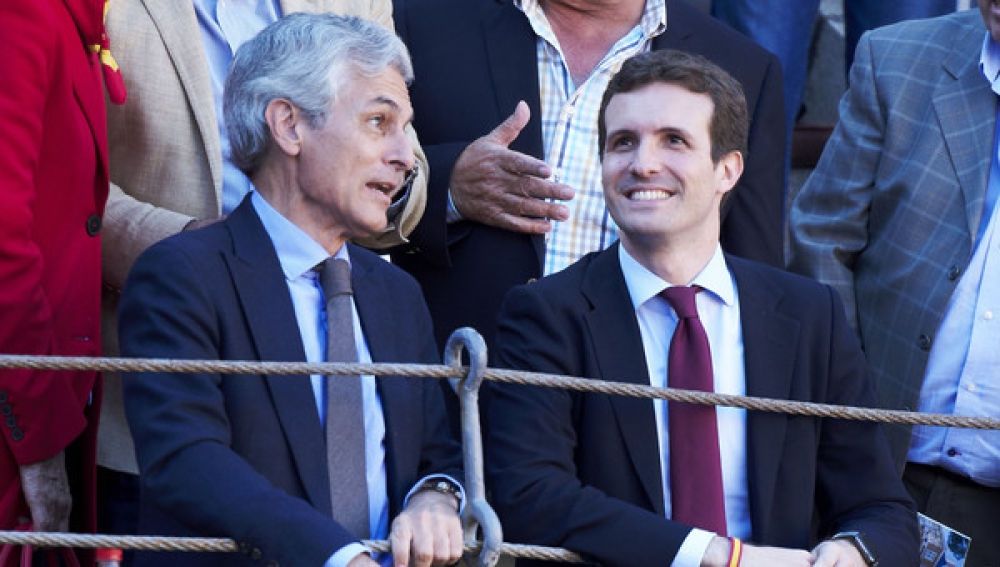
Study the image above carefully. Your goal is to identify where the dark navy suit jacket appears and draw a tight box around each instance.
[485,243,918,566]
[119,197,461,566]
[391,0,787,354]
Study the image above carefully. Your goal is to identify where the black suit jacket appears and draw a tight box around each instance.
[119,198,461,566]
[485,244,917,566]
[391,0,787,353]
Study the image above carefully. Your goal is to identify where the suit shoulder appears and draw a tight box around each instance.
[667,0,777,69]
[132,222,231,273]
[349,243,424,293]
[393,0,485,27]
[667,0,774,62]
[869,8,982,43]
[728,256,837,304]
[863,9,982,65]
[508,250,596,302]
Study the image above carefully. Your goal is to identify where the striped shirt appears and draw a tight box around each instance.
[514,0,666,275]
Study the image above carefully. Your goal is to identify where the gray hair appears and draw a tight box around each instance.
[224,13,414,176]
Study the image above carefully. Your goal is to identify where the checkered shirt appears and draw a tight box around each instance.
[514,0,666,275]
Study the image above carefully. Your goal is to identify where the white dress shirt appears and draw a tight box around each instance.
[619,245,751,566]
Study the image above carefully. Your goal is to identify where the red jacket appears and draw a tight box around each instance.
[0,0,110,533]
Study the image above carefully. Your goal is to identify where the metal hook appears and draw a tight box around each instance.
[444,328,502,567]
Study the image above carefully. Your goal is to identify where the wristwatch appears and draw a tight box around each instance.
[416,478,462,504]
[831,531,878,567]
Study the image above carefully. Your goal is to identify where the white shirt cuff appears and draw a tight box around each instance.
[403,474,466,515]
[671,528,716,567]
[327,542,370,567]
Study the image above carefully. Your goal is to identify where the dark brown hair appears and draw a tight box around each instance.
[597,49,748,163]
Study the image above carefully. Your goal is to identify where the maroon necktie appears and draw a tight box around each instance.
[661,286,727,535]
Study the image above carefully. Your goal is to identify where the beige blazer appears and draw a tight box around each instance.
[100,0,427,473]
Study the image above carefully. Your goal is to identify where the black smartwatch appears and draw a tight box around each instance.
[831,531,878,567]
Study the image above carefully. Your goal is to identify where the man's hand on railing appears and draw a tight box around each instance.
[390,490,463,567]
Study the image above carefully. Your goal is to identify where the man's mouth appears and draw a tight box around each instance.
[366,181,398,201]
[624,187,676,201]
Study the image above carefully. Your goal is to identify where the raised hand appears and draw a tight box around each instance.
[450,101,575,234]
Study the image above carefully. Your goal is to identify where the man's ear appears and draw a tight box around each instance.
[716,150,744,197]
[264,98,303,157]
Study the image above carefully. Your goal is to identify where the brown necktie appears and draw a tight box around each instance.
[661,286,727,535]
[317,258,369,538]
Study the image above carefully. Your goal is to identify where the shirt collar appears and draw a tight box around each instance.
[513,0,666,45]
[981,32,1000,95]
[250,190,349,281]
[619,243,735,311]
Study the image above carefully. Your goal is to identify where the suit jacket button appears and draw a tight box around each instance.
[0,404,10,415]
[85,214,102,236]
[5,416,16,428]
[238,542,251,554]
[947,265,961,281]
[526,278,537,284]
[0,392,7,403]
[250,548,263,560]
[917,334,932,351]
[11,428,23,441]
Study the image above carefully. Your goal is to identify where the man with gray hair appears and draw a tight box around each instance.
[119,13,463,567]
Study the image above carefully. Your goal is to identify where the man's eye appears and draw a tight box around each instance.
[609,137,634,151]
[667,134,686,146]
[368,115,386,128]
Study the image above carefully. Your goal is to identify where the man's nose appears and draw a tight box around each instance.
[387,129,416,171]
[629,140,662,177]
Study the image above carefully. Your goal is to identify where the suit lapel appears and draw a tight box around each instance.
[483,1,554,270]
[141,0,223,199]
[581,245,665,515]
[933,21,996,242]
[728,258,798,542]
[224,199,332,514]
[349,247,418,510]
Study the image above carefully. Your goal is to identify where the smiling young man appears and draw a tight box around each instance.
[118,14,462,567]
[485,50,918,567]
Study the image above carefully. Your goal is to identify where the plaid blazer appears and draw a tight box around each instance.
[789,9,995,466]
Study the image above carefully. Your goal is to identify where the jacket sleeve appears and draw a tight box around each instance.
[813,286,919,565]
[788,32,885,329]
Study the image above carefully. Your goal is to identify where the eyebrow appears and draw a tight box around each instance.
[606,125,693,140]
[370,95,401,110]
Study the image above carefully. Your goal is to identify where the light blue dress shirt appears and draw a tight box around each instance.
[619,245,751,566]
[906,33,1000,488]
[251,192,464,566]
[193,0,281,214]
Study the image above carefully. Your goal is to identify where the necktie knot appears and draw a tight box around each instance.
[661,285,700,319]
[318,258,352,303]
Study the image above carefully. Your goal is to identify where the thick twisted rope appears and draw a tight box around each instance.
[0,532,587,563]
[1,355,996,430]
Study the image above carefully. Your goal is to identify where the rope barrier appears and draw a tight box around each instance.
[1,345,996,564]
[1,354,996,430]
[0,532,587,563]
